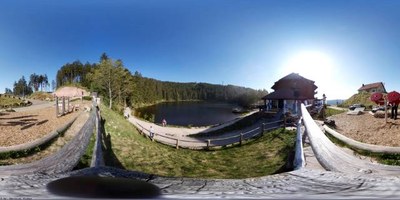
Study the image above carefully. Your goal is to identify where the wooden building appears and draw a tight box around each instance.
[262,73,318,114]
[358,82,386,93]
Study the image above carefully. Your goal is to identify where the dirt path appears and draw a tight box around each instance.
[12,99,54,112]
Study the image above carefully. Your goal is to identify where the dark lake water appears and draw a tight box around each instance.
[134,101,242,126]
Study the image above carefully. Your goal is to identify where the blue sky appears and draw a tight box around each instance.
[1,0,400,99]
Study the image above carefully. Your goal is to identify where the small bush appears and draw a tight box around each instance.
[83,96,92,101]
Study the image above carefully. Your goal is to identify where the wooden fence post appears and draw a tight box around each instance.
[240,133,243,146]
[62,97,65,115]
[176,139,180,149]
[261,124,265,136]
[55,96,59,117]
[283,115,287,128]
[385,98,388,124]
[67,97,70,113]
[207,139,211,149]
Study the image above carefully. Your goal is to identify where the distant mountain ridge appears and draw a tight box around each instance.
[326,99,345,105]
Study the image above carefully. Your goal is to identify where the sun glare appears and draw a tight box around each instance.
[279,50,342,98]
[281,51,334,81]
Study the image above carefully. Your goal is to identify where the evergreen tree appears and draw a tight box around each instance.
[5,88,12,94]
[13,76,32,96]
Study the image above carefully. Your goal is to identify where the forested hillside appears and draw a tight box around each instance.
[55,53,268,110]
[131,73,267,107]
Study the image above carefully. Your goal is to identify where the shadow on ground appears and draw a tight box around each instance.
[101,118,125,169]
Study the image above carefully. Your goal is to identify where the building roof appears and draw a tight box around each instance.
[262,73,317,100]
[262,88,312,100]
[53,86,89,97]
[358,82,385,92]
[271,73,317,90]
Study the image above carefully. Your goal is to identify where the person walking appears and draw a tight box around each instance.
[149,126,154,139]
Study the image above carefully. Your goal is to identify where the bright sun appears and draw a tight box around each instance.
[281,51,334,81]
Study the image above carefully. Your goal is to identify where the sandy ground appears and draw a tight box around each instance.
[0,111,90,165]
[0,101,89,147]
[329,112,400,146]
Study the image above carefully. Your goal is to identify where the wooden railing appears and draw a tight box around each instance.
[134,120,284,149]
[90,104,105,167]
[293,117,305,170]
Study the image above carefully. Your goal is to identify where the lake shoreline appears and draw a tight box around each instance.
[134,101,245,127]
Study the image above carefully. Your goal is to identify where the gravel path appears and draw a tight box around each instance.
[12,99,54,112]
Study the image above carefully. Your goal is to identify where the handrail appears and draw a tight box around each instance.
[293,117,305,170]
[300,103,400,176]
[91,106,105,167]
[133,118,284,149]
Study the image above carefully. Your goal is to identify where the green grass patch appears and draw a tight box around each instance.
[0,146,42,161]
[340,91,375,109]
[29,91,54,101]
[74,131,96,170]
[0,96,23,107]
[325,107,346,117]
[100,104,296,179]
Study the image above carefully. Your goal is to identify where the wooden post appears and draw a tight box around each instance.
[385,98,388,124]
[207,139,211,149]
[283,114,287,128]
[62,97,65,115]
[240,133,243,146]
[261,124,265,136]
[67,97,70,113]
[176,139,180,149]
[55,97,59,117]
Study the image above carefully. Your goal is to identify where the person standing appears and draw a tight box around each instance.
[392,103,398,120]
[149,126,154,139]
[162,119,167,127]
